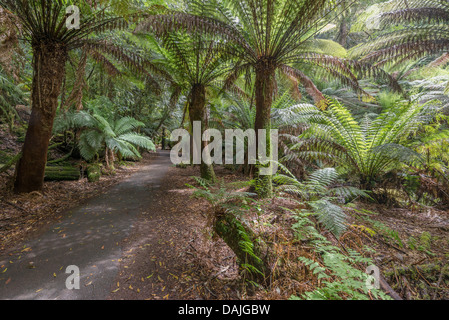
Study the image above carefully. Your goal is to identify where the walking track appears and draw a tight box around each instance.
[0,151,172,300]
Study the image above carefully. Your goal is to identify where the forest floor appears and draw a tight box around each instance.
[1,124,448,299]
[103,163,449,300]
[343,202,449,299]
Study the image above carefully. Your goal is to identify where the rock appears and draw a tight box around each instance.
[87,164,102,182]
[394,253,404,262]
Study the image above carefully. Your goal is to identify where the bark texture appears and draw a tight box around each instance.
[189,84,216,181]
[14,42,68,193]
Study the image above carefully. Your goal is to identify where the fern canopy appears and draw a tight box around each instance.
[351,0,449,69]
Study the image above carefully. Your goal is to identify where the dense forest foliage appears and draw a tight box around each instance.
[1,0,449,301]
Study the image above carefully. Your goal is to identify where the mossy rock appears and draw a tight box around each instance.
[101,166,116,176]
[87,164,102,182]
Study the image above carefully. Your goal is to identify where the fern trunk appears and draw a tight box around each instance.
[189,84,216,182]
[336,1,349,47]
[214,213,269,283]
[254,59,275,198]
[14,42,67,193]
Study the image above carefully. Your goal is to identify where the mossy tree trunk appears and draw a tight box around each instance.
[254,58,276,198]
[161,127,166,150]
[336,1,348,47]
[44,166,80,181]
[14,42,68,193]
[189,83,216,182]
[214,212,269,284]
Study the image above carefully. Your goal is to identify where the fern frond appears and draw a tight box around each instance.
[118,133,156,151]
[114,117,145,136]
[310,199,347,237]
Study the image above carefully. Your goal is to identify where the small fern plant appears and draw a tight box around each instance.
[187,178,265,278]
[187,177,255,213]
[273,163,370,237]
[53,110,155,166]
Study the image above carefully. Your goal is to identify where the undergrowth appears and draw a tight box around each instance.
[189,175,391,299]
[289,208,390,300]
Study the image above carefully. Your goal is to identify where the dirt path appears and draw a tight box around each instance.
[108,165,240,300]
[0,151,172,299]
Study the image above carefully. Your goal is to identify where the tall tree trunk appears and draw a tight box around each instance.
[336,18,348,48]
[105,147,110,169]
[254,58,276,198]
[336,1,349,48]
[14,42,67,193]
[189,84,216,182]
[161,127,166,150]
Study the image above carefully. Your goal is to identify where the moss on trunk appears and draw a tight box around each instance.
[189,84,216,182]
[44,166,80,181]
[0,152,22,174]
[254,58,276,198]
[87,164,102,182]
[214,213,269,283]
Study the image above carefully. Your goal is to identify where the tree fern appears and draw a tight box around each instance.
[351,0,449,69]
[53,110,155,162]
[0,70,26,128]
[290,98,436,187]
